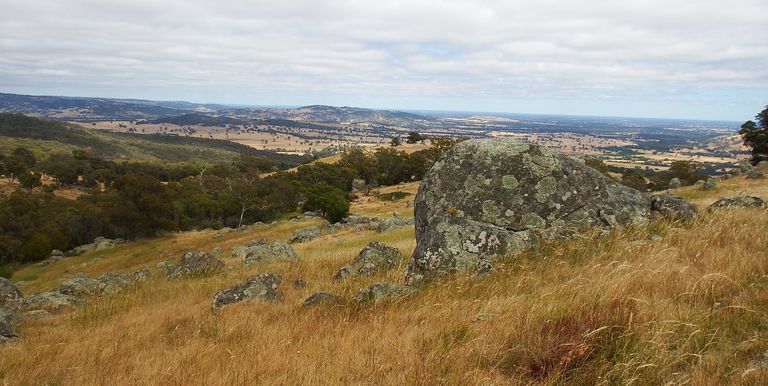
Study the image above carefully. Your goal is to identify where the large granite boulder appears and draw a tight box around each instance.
[0,278,22,306]
[650,195,698,222]
[212,273,282,309]
[405,139,650,285]
[668,178,682,189]
[165,251,224,279]
[333,242,402,280]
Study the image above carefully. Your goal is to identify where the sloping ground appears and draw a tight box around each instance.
[2,177,768,384]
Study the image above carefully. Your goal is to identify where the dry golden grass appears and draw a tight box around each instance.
[3,176,768,384]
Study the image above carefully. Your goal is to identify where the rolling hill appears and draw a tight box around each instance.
[0,113,307,167]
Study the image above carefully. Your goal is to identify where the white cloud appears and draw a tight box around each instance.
[0,0,766,119]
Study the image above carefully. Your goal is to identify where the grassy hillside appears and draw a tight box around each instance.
[3,178,768,384]
[0,113,307,167]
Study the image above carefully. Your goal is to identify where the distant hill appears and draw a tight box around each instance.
[0,92,434,129]
[290,105,430,123]
[0,113,307,167]
[147,113,244,127]
[0,93,197,121]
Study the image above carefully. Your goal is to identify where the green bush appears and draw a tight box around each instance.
[302,183,350,223]
[378,191,410,202]
[0,264,13,279]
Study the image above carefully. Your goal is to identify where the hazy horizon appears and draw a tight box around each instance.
[1,0,766,121]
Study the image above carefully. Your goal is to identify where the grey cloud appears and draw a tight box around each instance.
[0,0,766,119]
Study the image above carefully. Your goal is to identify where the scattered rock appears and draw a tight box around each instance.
[165,251,224,279]
[372,216,413,233]
[302,292,341,307]
[703,178,717,190]
[0,324,20,344]
[232,239,298,265]
[59,267,150,297]
[650,194,698,222]
[211,247,224,257]
[355,283,416,304]
[708,196,766,213]
[333,242,402,280]
[292,279,307,289]
[212,273,282,309]
[289,226,321,243]
[94,237,123,251]
[304,211,320,217]
[68,243,95,256]
[0,307,19,325]
[0,278,22,305]
[405,139,650,285]
[746,169,764,179]
[57,273,101,297]
[351,179,366,191]
[759,160,768,168]
[668,178,682,189]
[96,272,134,295]
[739,159,754,173]
[343,215,372,225]
[132,267,151,282]
[694,180,705,187]
[19,291,84,312]
[212,233,224,240]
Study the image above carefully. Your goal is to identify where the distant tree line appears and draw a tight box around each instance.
[585,158,709,191]
[0,136,468,265]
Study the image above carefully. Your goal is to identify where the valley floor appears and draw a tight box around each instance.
[3,179,768,384]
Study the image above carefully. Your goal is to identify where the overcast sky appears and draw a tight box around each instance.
[1,0,766,121]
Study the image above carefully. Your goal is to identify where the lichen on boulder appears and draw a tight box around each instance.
[405,138,650,285]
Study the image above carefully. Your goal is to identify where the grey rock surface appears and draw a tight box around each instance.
[302,292,341,307]
[405,139,650,285]
[165,251,224,279]
[289,226,321,244]
[232,239,298,265]
[212,273,282,309]
[333,242,402,280]
[708,196,766,213]
[0,278,22,306]
[651,195,698,222]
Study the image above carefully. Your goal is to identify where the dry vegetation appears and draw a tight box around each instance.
[2,177,768,384]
